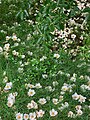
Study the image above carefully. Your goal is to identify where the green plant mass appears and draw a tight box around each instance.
[0,0,90,120]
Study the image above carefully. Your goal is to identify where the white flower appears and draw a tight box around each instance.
[35,83,42,89]
[42,74,48,79]
[50,109,58,117]
[27,51,33,56]
[52,98,59,105]
[76,110,83,116]
[64,102,69,107]
[4,43,10,51]
[14,42,19,47]
[61,85,68,92]
[7,100,13,107]
[24,114,29,120]
[53,81,58,86]
[3,76,8,83]
[71,34,76,39]
[8,93,15,101]
[27,103,33,109]
[18,68,24,73]
[4,82,12,91]
[28,89,35,97]
[72,93,79,100]
[16,113,23,120]
[78,95,86,103]
[59,96,63,102]
[38,98,47,105]
[75,105,82,110]
[29,112,36,120]
[6,36,10,40]
[40,56,47,61]
[21,55,25,59]
[54,53,60,59]
[0,47,3,53]
[68,111,74,118]
[12,50,19,56]
[12,34,17,41]
[36,109,45,118]
[31,100,38,109]
[28,84,35,89]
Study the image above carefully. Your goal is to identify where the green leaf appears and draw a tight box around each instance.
[82,7,90,13]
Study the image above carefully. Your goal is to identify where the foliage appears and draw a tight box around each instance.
[0,0,90,120]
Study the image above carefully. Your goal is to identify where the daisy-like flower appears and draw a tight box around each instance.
[52,98,59,105]
[6,36,10,40]
[4,82,12,91]
[28,89,35,97]
[36,109,45,118]
[28,84,35,89]
[72,93,79,100]
[68,111,74,118]
[59,96,63,102]
[4,43,10,51]
[16,113,23,120]
[78,95,86,103]
[31,100,38,109]
[7,100,13,107]
[12,50,19,56]
[12,34,17,41]
[38,98,47,105]
[71,34,76,39]
[54,53,60,59]
[76,110,83,116]
[27,103,33,109]
[61,85,68,92]
[75,105,82,110]
[35,83,42,89]
[49,109,58,117]
[29,112,36,120]
[24,114,29,120]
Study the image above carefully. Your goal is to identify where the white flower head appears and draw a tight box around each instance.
[38,98,47,105]
[72,93,79,100]
[16,113,23,120]
[24,114,29,120]
[76,110,83,116]
[50,109,58,117]
[52,98,59,105]
[4,82,12,91]
[35,83,42,89]
[4,43,10,51]
[6,36,11,40]
[54,53,60,59]
[29,112,36,120]
[7,100,13,107]
[12,34,17,41]
[31,100,38,109]
[68,111,74,118]
[61,85,68,92]
[71,34,76,39]
[27,103,33,109]
[78,95,86,103]
[28,89,35,97]
[75,105,82,110]
[36,109,45,118]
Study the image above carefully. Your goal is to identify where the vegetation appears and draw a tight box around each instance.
[0,0,90,120]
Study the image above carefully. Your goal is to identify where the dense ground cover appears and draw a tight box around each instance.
[0,0,90,120]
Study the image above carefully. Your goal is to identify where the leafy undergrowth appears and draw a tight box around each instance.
[0,0,90,120]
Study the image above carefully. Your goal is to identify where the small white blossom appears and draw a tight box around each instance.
[28,89,35,97]
[50,109,58,117]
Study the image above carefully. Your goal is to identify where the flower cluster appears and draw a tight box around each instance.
[7,92,18,107]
